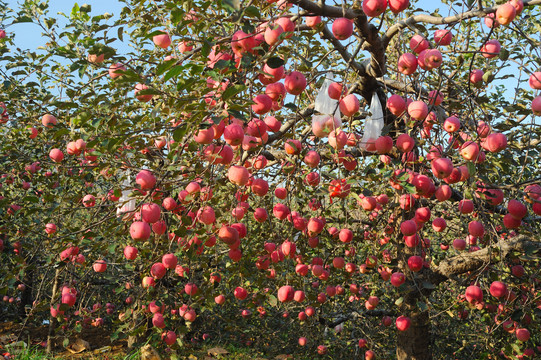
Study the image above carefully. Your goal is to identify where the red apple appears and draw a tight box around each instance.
[332,18,354,40]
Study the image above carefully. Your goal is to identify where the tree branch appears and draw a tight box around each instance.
[430,235,541,284]
[383,0,541,48]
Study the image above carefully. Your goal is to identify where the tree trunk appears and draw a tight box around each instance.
[46,268,60,354]
[396,296,432,360]
[18,260,34,318]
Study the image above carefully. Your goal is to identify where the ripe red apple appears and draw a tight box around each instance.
[306,16,321,28]
[528,72,541,89]
[391,272,406,287]
[339,94,360,116]
[489,281,508,298]
[108,63,126,79]
[443,116,460,132]
[424,49,442,69]
[415,207,431,223]
[136,170,156,190]
[252,94,272,115]
[431,158,453,179]
[265,82,286,102]
[470,69,484,86]
[304,150,321,167]
[434,29,452,45]
[452,238,466,251]
[516,328,530,342]
[227,165,250,186]
[396,133,414,152]
[153,31,171,48]
[410,34,429,54]
[532,96,541,115]
[332,18,353,40]
[396,316,411,331]
[142,276,156,288]
[387,94,406,115]
[362,0,388,17]
[407,100,428,120]
[508,199,527,219]
[496,3,516,25]
[49,148,64,163]
[400,220,417,236]
[45,223,57,235]
[483,132,508,152]
[124,246,138,260]
[372,136,392,154]
[460,141,479,161]
[339,228,353,243]
[428,90,443,106]
[407,256,423,272]
[130,221,151,241]
[389,0,410,14]
[468,220,485,237]
[223,123,244,146]
[397,53,418,75]
[480,39,501,58]
[465,285,483,304]
[284,71,307,95]
[264,23,284,46]
[234,287,248,300]
[162,331,176,346]
[93,260,107,273]
[458,199,474,214]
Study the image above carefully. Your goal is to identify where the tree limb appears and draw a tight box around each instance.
[430,234,541,284]
[383,0,541,48]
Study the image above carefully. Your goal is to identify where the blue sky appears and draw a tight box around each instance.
[1,0,531,111]
[4,0,440,51]
[4,0,125,50]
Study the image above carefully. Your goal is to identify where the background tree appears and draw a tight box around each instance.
[0,0,540,359]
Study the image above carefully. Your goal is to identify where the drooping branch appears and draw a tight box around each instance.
[383,0,541,48]
[319,309,395,328]
[320,25,367,77]
[430,235,541,284]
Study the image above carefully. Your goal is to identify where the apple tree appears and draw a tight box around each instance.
[0,0,540,359]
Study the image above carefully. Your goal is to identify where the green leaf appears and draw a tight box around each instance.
[266,57,285,69]
[244,5,260,18]
[156,59,177,76]
[117,27,124,42]
[466,161,476,177]
[173,124,188,142]
[268,295,277,307]
[283,103,297,111]
[164,65,184,82]
[417,301,428,311]
[201,40,212,58]
[136,88,161,96]
[221,84,246,101]
[395,297,404,306]
[404,183,416,194]
[499,48,509,61]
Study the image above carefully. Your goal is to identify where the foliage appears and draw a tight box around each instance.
[0,0,540,359]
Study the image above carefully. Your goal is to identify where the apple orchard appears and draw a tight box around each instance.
[0,0,541,359]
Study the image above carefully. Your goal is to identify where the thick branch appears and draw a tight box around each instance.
[293,0,386,79]
[383,0,541,48]
[320,25,367,76]
[431,235,541,283]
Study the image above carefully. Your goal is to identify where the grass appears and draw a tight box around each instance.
[2,345,140,360]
